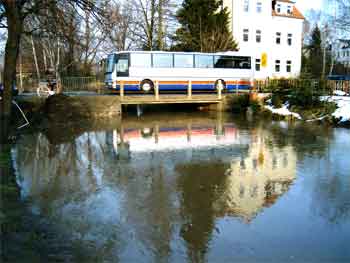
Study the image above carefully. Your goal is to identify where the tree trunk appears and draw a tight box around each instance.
[157,0,164,50]
[1,1,23,142]
[31,35,41,80]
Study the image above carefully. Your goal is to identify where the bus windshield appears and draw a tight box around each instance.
[106,54,116,73]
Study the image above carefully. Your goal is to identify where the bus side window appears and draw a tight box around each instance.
[195,55,214,68]
[153,53,173,68]
[214,56,234,68]
[174,54,194,68]
[131,53,151,68]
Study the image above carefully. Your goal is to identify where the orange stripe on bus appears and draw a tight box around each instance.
[118,81,140,85]
[226,81,250,85]
[159,81,189,85]
[192,81,214,84]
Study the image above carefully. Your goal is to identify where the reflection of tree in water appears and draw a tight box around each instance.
[309,157,350,224]
[176,162,229,263]
[313,175,350,223]
[266,122,334,157]
[264,122,350,224]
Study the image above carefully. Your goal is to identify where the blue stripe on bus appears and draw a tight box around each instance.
[227,85,251,90]
[113,85,140,91]
[109,83,250,91]
[159,84,188,90]
[192,84,215,90]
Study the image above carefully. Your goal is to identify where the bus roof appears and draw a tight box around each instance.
[108,50,251,57]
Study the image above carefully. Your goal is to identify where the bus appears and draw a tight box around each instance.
[104,51,254,93]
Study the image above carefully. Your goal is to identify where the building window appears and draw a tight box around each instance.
[287,5,292,14]
[256,2,262,13]
[287,33,292,46]
[256,30,261,43]
[275,60,280,72]
[276,3,281,13]
[255,59,261,71]
[286,60,292,72]
[276,32,281,44]
[244,0,249,12]
[243,29,249,42]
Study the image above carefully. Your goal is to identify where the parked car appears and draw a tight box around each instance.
[0,82,19,98]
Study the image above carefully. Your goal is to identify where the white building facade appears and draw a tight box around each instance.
[335,39,350,68]
[223,0,305,79]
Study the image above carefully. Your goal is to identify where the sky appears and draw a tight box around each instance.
[295,0,323,14]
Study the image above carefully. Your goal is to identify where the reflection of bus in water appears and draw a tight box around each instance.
[104,51,253,94]
[113,124,250,154]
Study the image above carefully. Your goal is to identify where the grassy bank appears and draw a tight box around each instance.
[251,79,348,126]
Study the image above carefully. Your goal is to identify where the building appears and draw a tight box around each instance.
[223,0,305,79]
[335,39,350,69]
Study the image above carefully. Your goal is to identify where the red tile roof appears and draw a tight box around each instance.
[276,0,296,3]
[272,6,305,20]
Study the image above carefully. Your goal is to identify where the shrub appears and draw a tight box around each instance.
[249,100,261,113]
[230,94,250,113]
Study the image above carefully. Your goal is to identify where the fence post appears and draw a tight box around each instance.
[218,82,222,99]
[188,80,192,99]
[120,81,124,99]
[155,80,159,100]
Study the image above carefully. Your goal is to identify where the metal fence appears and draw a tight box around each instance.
[60,77,103,93]
[254,79,350,95]
[16,76,104,93]
[14,77,350,95]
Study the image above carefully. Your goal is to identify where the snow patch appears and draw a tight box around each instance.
[323,96,350,123]
[333,90,349,96]
[264,105,302,120]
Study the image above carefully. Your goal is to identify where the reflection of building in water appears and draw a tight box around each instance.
[215,131,297,221]
[112,123,250,157]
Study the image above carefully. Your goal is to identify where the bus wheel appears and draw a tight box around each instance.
[140,80,154,93]
[215,79,226,92]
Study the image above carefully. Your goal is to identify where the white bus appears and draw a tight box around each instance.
[104,51,254,93]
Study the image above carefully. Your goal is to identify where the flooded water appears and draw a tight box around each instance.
[11,112,350,262]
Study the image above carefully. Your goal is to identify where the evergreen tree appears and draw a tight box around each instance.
[172,0,238,52]
[303,26,329,78]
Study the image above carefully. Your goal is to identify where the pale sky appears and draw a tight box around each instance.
[295,0,323,14]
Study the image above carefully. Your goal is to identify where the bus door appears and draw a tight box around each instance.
[116,53,129,77]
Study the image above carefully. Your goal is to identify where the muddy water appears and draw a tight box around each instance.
[12,112,350,262]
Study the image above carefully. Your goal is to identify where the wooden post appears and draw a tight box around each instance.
[155,124,159,144]
[186,123,192,142]
[120,81,124,99]
[188,80,192,99]
[155,80,159,100]
[218,82,222,99]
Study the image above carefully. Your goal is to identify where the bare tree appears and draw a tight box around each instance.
[0,0,104,140]
[104,1,135,52]
[334,0,350,33]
